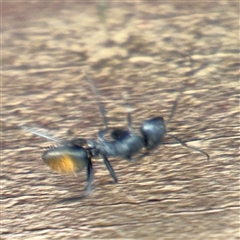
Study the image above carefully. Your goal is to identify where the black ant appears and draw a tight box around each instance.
[22,72,209,197]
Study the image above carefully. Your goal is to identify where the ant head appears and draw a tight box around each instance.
[140,117,166,150]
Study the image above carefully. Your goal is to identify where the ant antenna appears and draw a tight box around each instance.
[168,133,210,161]
[21,126,62,144]
[84,72,108,129]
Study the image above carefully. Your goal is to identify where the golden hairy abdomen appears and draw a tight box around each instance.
[42,146,88,174]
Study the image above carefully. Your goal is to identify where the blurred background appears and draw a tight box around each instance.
[2,2,239,239]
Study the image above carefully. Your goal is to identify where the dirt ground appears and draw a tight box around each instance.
[2,2,239,240]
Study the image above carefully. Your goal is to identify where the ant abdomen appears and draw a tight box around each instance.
[140,116,166,150]
[42,145,89,174]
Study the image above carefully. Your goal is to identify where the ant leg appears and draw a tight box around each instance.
[100,154,118,183]
[85,157,94,195]
[167,91,183,124]
[127,112,132,131]
[84,72,108,129]
[122,91,133,131]
[167,133,210,161]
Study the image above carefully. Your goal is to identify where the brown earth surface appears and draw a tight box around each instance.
[2,2,239,240]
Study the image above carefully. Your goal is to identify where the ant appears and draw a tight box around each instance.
[22,72,209,197]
